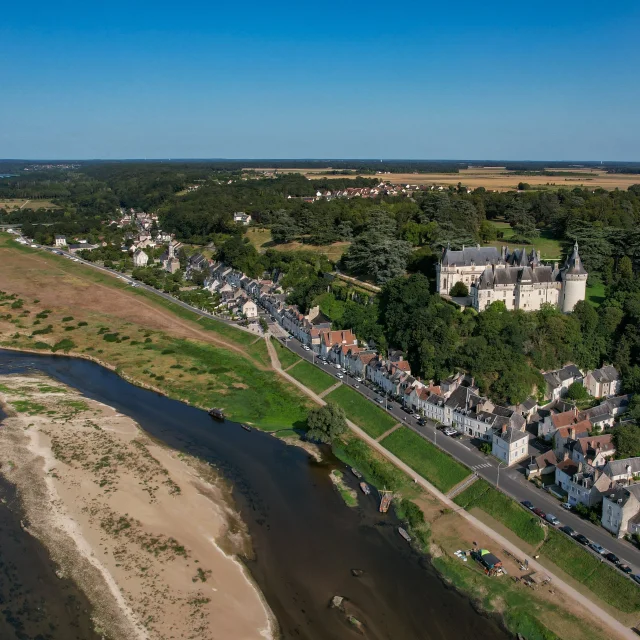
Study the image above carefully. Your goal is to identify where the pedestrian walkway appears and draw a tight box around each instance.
[284,361,301,372]
[447,473,479,499]
[375,422,402,442]
[471,462,493,471]
[319,381,342,398]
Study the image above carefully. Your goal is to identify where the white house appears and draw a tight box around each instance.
[241,299,258,319]
[542,364,583,401]
[133,249,149,267]
[602,458,640,486]
[54,235,67,247]
[584,365,622,398]
[492,425,529,466]
[233,212,252,225]
[601,484,640,538]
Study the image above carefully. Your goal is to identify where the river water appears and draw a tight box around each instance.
[0,350,508,640]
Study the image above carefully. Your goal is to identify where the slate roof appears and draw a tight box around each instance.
[605,458,640,477]
[591,365,620,383]
[495,426,528,445]
[564,242,588,276]
[441,245,501,267]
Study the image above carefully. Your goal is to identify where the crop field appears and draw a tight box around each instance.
[325,385,397,439]
[381,427,470,493]
[246,166,640,192]
[454,479,545,545]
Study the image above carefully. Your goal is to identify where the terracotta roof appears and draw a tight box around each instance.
[555,419,591,439]
[575,435,615,456]
[395,360,411,372]
[556,458,580,476]
[534,450,558,470]
[551,409,578,429]
[359,354,376,365]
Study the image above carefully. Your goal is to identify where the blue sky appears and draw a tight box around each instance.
[1,1,639,160]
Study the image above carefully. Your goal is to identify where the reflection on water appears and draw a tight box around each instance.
[0,350,508,640]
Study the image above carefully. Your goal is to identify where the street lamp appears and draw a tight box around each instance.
[497,461,506,489]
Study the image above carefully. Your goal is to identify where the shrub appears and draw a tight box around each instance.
[32,325,53,336]
[62,316,74,322]
[64,326,76,331]
[450,281,469,297]
[52,339,76,353]
[102,333,120,342]
[78,321,88,327]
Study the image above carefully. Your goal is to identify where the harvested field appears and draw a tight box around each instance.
[0,198,60,210]
[247,167,640,192]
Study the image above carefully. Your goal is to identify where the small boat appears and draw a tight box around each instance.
[241,423,252,432]
[208,408,225,421]
[359,482,370,495]
[351,467,363,479]
[398,527,411,543]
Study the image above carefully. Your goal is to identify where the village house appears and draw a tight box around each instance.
[241,298,258,319]
[526,449,559,478]
[54,235,67,247]
[536,402,579,440]
[133,249,149,267]
[320,329,358,362]
[601,484,640,538]
[584,365,622,398]
[570,435,616,468]
[492,425,530,466]
[542,364,583,401]
[602,458,640,486]
[233,212,252,225]
[555,460,609,508]
[161,241,181,274]
[552,419,592,459]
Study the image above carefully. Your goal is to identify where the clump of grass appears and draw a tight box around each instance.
[62,316,74,322]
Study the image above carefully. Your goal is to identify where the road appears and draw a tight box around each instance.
[24,241,640,576]
[274,326,640,576]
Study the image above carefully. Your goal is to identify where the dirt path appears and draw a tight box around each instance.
[266,337,635,640]
[319,381,342,398]
[375,422,402,442]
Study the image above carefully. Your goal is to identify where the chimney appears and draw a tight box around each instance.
[553,261,558,271]
[563,451,569,461]
[502,424,507,434]
[569,427,575,439]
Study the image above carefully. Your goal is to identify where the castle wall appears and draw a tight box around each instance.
[562,276,587,312]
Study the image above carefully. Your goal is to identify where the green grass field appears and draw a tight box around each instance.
[381,427,470,493]
[487,222,563,260]
[245,337,271,367]
[325,385,397,438]
[586,278,606,307]
[540,529,640,613]
[274,340,301,369]
[288,359,336,394]
[454,479,545,545]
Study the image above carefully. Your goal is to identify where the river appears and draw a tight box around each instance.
[0,349,508,640]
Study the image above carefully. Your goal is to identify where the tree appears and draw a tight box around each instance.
[613,424,640,459]
[566,381,589,401]
[450,281,469,297]
[306,403,347,444]
[341,210,412,284]
[259,317,268,333]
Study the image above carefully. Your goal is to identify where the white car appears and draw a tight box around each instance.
[354,384,360,389]
[336,373,344,379]
[444,427,458,437]
[303,345,310,351]
[335,364,342,369]
[355,377,363,382]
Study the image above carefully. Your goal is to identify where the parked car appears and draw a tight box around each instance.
[619,564,633,574]
[443,427,457,437]
[355,377,363,382]
[521,500,534,510]
[605,552,621,565]
[545,513,560,526]
[451,431,463,439]
[560,502,573,510]
[353,384,360,389]
[377,398,384,404]
[575,534,590,545]
[413,414,421,420]
[417,418,425,426]
[336,373,344,379]
[633,574,640,585]
[559,525,575,537]
[532,508,546,519]
[589,543,606,555]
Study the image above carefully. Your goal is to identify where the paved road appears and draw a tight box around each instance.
[272,326,640,576]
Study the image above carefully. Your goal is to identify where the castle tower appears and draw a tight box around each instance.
[561,241,588,312]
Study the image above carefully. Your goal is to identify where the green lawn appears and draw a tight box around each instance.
[454,479,545,545]
[274,340,301,369]
[540,529,640,613]
[153,338,310,430]
[325,385,397,438]
[487,223,563,260]
[381,427,470,493]
[245,337,271,366]
[288,359,336,395]
[586,278,606,307]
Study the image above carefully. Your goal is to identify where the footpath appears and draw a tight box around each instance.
[265,336,636,640]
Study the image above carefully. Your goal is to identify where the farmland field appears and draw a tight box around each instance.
[245,166,640,192]
[381,427,470,493]
[0,199,60,211]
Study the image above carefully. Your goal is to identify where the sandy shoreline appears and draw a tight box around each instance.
[0,373,275,640]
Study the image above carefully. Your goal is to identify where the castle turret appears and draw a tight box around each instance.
[561,241,588,312]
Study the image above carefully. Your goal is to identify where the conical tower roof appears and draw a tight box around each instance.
[564,241,588,275]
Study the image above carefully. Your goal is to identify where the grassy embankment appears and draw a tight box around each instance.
[487,220,563,260]
[325,385,397,439]
[287,359,336,395]
[455,479,640,616]
[0,240,311,430]
[539,529,640,614]
[382,427,470,494]
[454,479,545,545]
[274,340,300,369]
